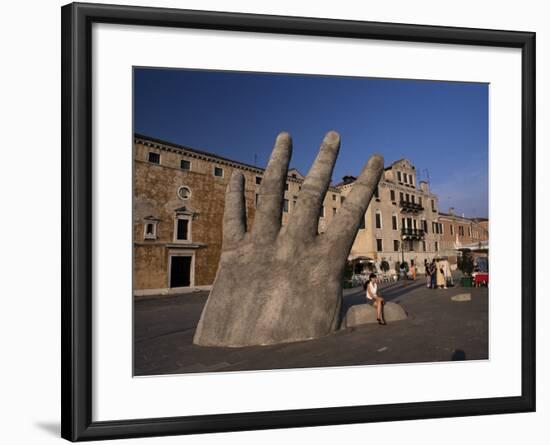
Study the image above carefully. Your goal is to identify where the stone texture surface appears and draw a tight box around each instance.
[133,134,489,296]
[383,302,408,322]
[342,301,407,327]
[342,304,378,328]
[133,136,342,294]
[193,131,384,347]
[133,151,252,289]
[451,293,472,302]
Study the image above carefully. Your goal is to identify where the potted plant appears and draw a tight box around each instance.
[394,261,401,275]
[343,260,354,288]
[457,249,474,287]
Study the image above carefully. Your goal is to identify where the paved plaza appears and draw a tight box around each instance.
[134,280,488,376]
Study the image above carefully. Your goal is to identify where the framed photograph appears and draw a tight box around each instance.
[61,2,536,441]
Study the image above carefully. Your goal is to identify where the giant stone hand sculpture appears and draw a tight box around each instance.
[193,131,384,347]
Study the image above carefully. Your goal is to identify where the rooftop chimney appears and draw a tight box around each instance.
[449,207,455,216]
[342,175,357,185]
[419,180,429,192]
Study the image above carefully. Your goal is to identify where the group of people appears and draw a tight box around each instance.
[398,261,416,286]
[362,259,452,327]
[424,258,449,289]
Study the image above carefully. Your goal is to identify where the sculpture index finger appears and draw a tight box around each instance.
[325,154,384,254]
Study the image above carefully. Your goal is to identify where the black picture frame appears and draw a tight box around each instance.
[61,2,536,441]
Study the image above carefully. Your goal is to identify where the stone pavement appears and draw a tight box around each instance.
[134,280,488,376]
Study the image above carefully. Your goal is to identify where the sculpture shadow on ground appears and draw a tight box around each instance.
[34,421,60,437]
[341,280,425,318]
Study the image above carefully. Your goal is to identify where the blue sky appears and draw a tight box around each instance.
[134,68,488,218]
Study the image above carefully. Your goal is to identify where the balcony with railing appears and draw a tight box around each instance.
[401,228,425,240]
[399,199,424,213]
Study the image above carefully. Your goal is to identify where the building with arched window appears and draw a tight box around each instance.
[133,135,488,296]
[133,134,341,296]
[337,159,443,271]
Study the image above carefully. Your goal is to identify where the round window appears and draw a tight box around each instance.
[177,186,191,201]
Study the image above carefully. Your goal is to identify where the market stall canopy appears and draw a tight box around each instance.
[457,240,489,251]
[348,255,375,263]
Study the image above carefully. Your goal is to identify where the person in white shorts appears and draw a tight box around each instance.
[364,273,387,325]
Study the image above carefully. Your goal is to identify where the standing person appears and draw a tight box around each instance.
[441,260,449,289]
[425,259,431,288]
[411,260,417,281]
[399,262,407,287]
[436,260,446,289]
[364,273,386,325]
[444,260,453,287]
[430,259,437,289]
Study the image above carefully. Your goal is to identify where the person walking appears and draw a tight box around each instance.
[436,260,446,289]
[425,259,431,288]
[399,262,407,287]
[430,259,437,289]
[444,260,453,287]
[441,260,450,289]
[364,273,386,325]
[411,260,417,282]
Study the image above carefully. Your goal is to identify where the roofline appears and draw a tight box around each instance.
[288,167,304,177]
[391,158,407,165]
[134,133,264,172]
[134,133,342,192]
[438,212,489,222]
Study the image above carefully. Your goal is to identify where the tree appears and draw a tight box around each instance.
[366,262,376,272]
[458,249,474,276]
[344,260,354,280]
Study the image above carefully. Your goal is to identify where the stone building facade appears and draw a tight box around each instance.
[133,134,340,296]
[439,210,489,264]
[133,134,488,295]
[338,159,442,271]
